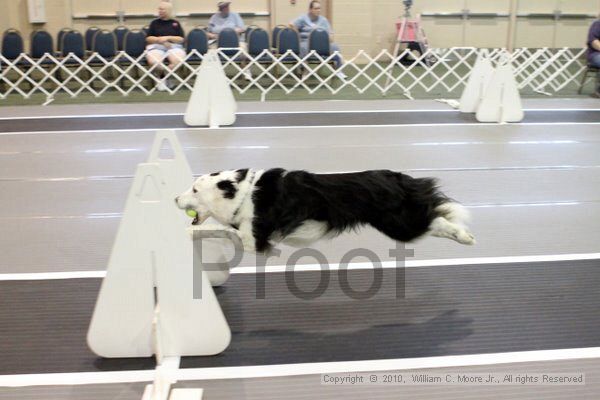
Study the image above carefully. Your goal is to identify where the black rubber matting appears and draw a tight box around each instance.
[1,110,600,133]
[1,259,599,375]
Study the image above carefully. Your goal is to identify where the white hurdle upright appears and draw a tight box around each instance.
[458,49,524,124]
[184,50,237,128]
[476,61,524,123]
[459,49,494,114]
[87,131,232,400]
[147,130,231,286]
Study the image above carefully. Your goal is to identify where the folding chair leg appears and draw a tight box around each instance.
[578,70,588,95]
[133,67,142,90]
[18,66,33,91]
[88,68,95,91]
[108,66,116,89]
[55,69,62,86]
[117,63,125,89]
[0,68,7,94]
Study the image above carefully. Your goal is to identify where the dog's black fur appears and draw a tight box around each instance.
[251,168,449,253]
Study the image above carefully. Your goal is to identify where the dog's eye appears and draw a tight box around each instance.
[193,188,198,193]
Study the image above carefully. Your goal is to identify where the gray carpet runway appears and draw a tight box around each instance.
[1,109,600,133]
[2,122,600,274]
[2,260,599,375]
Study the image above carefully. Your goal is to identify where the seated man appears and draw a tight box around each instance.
[146,1,186,91]
[587,18,600,97]
[290,0,346,78]
[208,1,250,80]
[208,1,246,47]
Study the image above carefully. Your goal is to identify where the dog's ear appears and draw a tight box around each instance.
[235,168,249,182]
[216,180,237,199]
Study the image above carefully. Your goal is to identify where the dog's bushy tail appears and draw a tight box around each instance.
[434,201,471,227]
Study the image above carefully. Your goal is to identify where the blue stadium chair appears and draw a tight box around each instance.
[84,27,100,52]
[272,25,286,50]
[308,28,330,58]
[217,28,240,58]
[2,29,24,61]
[61,30,85,58]
[56,30,85,85]
[57,28,72,52]
[91,30,117,61]
[89,30,118,88]
[247,28,272,62]
[244,24,259,42]
[119,29,147,88]
[30,30,54,59]
[114,26,129,51]
[1,29,27,92]
[277,27,300,61]
[186,27,208,63]
[123,29,147,59]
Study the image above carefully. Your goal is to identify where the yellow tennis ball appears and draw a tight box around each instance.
[186,209,198,218]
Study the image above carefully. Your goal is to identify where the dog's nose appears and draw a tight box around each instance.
[174,196,179,204]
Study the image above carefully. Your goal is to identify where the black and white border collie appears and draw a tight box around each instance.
[175,168,475,253]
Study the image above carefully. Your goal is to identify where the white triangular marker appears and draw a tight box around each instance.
[148,131,231,287]
[184,50,237,128]
[476,63,524,123]
[87,163,231,358]
[460,51,494,113]
[148,130,194,225]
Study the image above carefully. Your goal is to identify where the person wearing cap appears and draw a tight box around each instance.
[208,2,246,42]
[290,0,346,79]
[208,1,251,80]
[146,1,186,91]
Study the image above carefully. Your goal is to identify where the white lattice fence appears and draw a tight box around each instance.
[0,47,588,101]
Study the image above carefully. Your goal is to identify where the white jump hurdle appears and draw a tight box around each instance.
[184,50,237,128]
[459,49,524,124]
[88,131,235,400]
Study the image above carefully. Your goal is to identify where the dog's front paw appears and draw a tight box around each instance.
[455,229,476,245]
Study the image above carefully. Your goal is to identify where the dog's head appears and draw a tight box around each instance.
[175,169,250,225]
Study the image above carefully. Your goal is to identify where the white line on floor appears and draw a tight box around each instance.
[0,140,588,157]
[0,113,182,120]
[0,108,598,121]
[2,122,600,136]
[0,109,454,120]
[1,253,598,281]
[1,347,599,387]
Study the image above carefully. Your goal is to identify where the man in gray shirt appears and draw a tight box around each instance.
[208,1,246,41]
[290,0,345,77]
[208,1,250,80]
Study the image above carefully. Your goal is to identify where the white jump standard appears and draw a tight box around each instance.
[87,131,233,400]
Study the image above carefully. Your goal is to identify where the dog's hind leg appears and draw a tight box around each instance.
[281,220,329,248]
[429,217,476,245]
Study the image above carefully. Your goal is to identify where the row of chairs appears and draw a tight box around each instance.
[1,26,334,93]
[1,25,332,63]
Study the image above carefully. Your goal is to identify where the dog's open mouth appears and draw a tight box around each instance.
[191,215,200,225]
